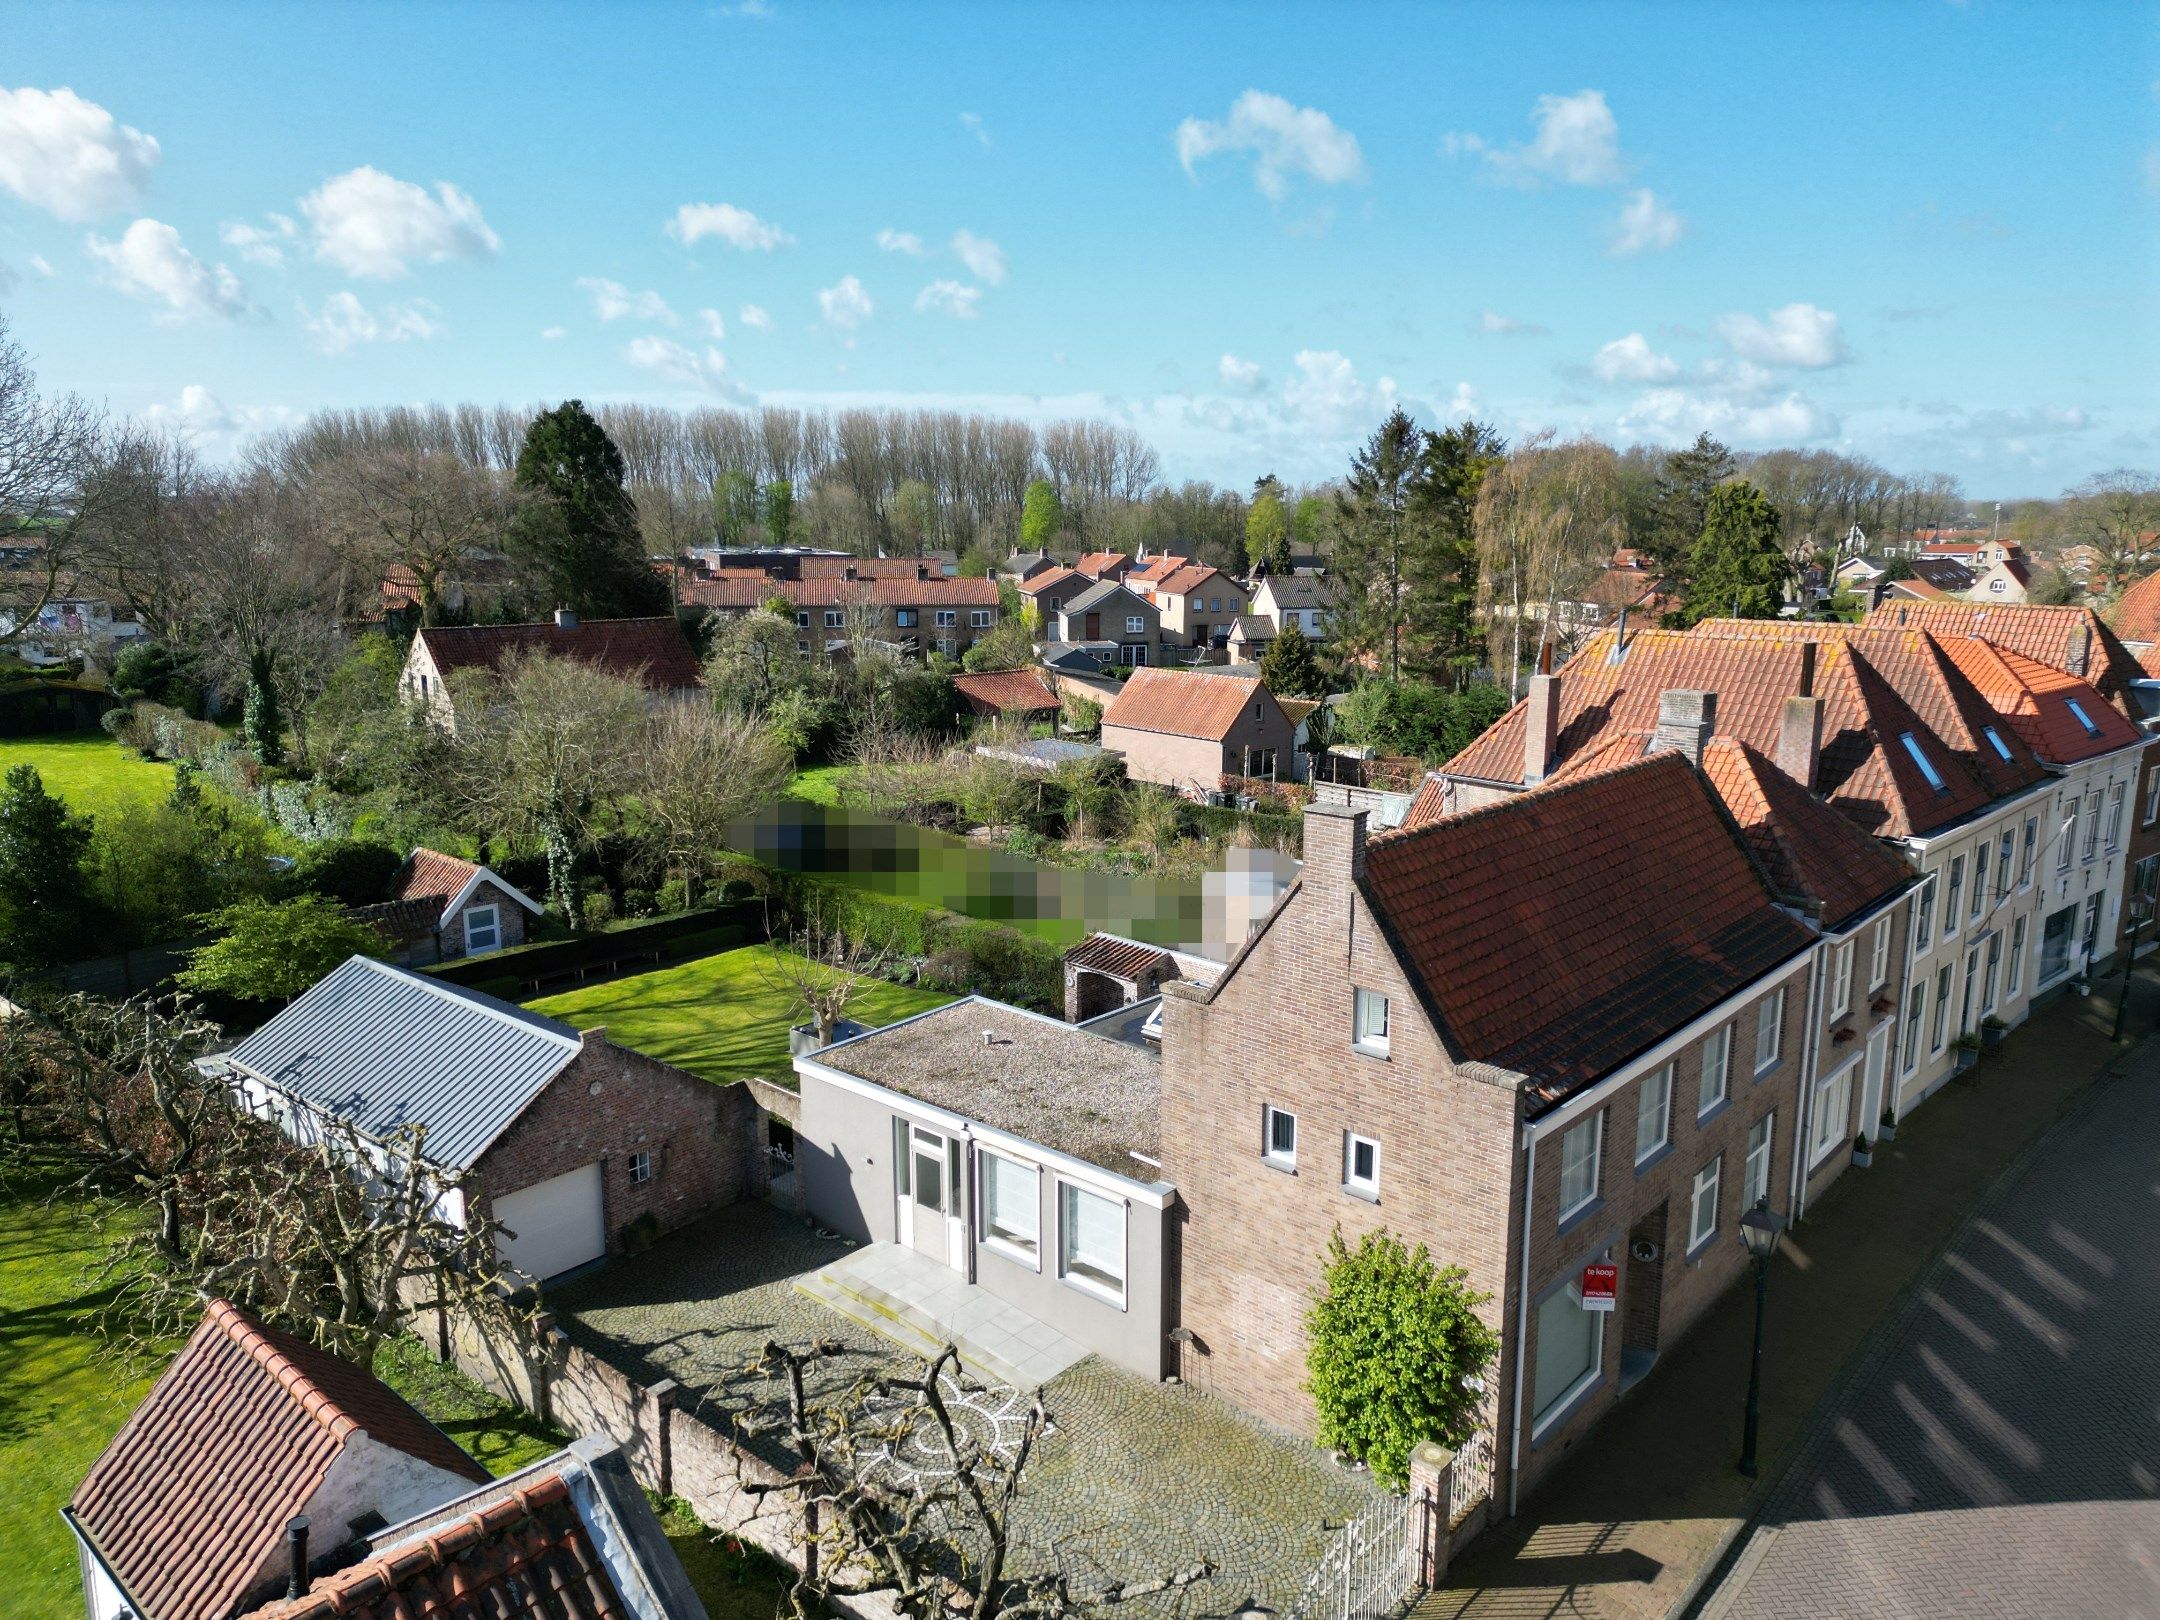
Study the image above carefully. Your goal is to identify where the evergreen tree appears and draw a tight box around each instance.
[1257,621,1326,696]
[1682,480,1791,623]
[1652,431,1736,571]
[1408,419,1506,685]
[1019,480,1064,551]
[1245,489,1293,575]
[243,647,283,766]
[507,400,668,618]
[763,478,796,547]
[0,764,94,969]
[1330,410,1429,682]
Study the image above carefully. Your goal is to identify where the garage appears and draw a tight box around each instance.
[493,1162,607,1282]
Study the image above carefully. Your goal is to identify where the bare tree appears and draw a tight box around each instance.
[2064,469,2160,588]
[1475,434,1625,681]
[740,1341,1211,1620]
[312,445,517,625]
[0,314,104,648]
[758,909,903,1045]
[634,704,792,908]
[71,425,208,645]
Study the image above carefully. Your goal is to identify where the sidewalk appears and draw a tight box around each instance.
[1415,967,2160,1620]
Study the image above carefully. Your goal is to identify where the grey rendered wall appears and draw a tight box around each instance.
[799,1071,897,1244]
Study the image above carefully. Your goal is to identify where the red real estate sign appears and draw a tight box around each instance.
[1581,1262,1618,1313]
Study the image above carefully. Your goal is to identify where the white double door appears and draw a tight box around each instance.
[895,1119,966,1270]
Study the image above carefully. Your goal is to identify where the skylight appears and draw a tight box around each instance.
[1900,731,1948,791]
[2065,697,2102,738]
[1983,726,2013,762]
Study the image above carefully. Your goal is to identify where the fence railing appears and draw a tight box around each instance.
[1448,1428,1495,1530]
[1284,1488,1422,1620]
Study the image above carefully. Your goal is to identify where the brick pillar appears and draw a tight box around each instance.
[1407,1441,1457,1587]
[647,1379,679,1497]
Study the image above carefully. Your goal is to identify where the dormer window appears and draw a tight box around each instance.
[1899,732,1947,792]
[2066,698,2102,738]
[1982,726,2012,762]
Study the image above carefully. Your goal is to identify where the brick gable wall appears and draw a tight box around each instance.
[476,1035,765,1255]
[448,880,530,959]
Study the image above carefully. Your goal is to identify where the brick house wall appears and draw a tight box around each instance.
[447,879,530,959]
[475,1031,766,1255]
[1160,581,1251,647]
[1104,706,1298,798]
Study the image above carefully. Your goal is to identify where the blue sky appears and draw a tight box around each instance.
[2,1,2155,494]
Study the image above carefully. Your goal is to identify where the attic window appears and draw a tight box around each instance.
[1899,731,1948,792]
[1983,726,2013,762]
[2066,697,2102,738]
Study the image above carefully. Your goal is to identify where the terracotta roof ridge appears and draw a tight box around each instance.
[203,1299,362,1448]
[1373,747,1694,845]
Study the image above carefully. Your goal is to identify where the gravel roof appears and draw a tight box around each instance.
[812,997,1163,1178]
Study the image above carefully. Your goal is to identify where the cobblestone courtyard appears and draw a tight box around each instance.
[1703,1052,2160,1620]
[551,1202,1382,1617]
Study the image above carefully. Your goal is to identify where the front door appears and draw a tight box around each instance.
[906,1125,950,1264]
[1860,1021,1891,1136]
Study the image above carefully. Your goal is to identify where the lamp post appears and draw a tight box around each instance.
[2114,899,2150,1043]
[1736,1197,1786,1479]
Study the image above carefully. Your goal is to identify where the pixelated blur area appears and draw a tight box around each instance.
[734,800,1290,957]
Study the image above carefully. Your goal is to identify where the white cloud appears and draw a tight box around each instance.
[1280,348,1398,436]
[0,87,159,221]
[1218,353,1265,391]
[576,275,677,324]
[28,253,52,277]
[303,289,444,353]
[876,228,925,255]
[1608,188,1683,256]
[1445,381,1480,418]
[818,274,872,331]
[915,280,981,318]
[1478,310,1547,336]
[739,302,773,331]
[1175,90,1367,199]
[1448,89,1623,187]
[698,307,727,338]
[666,201,793,251]
[959,112,991,148]
[623,334,748,399]
[1592,332,1678,383]
[300,166,497,278]
[86,219,249,320]
[949,228,1007,286]
[541,325,567,340]
[1618,387,1837,445]
[1714,302,1848,368]
[218,213,298,269]
[138,384,295,456]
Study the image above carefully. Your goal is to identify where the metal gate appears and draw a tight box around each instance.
[1284,1489,1422,1620]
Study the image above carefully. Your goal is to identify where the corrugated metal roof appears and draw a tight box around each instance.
[221,956,580,1171]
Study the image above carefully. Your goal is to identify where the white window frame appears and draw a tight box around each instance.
[1869,917,1891,990]
[464,902,502,953]
[1635,1064,1671,1165]
[627,1150,653,1184]
[1556,1112,1602,1223]
[1970,843,1989,922]
[970,609,992,629]
[1829,941,1854,1020]
[937,609,958,628]
[1901,978,1926,1072]
[2060,798,2078,873]
[1944,854,1965,937]
[2021,813,2038,887]
[1930,963,1954,1053]
[1530,1283,1604,1437]
[1056,1180,1127,1307]
[1125,614,1147,634]
[1810,1059,1856,1167]
[2007,914,2026,999]
[2107,782,2126,851]
[1352,988,1391,1056]
[2143,768,2160,828]
[825,609,843,628]
[1262,1105,1297,1171]
[1742,1112,1775,1209]
[1913,871,1937,956]
[980,1150,1042,1267]
[1900,731,1948,791]
[1698,1026,1731,1116]
[1343,1132,1381,1200]
[1688,1155,1722,1253]
[1753,987,1784,1074]
[2084,791,2102,861]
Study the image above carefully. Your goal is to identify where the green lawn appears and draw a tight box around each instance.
[0,1159,788,1620]
[0,735,173,818]
[528,943,954,1086]
[784,763,850,806]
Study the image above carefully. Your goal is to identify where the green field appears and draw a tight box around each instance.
[0,1158,787,1619]
[0,735,174,818]
[528,942,954,1085]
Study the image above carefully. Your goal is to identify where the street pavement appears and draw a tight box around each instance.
[1700,1039,2160,1620]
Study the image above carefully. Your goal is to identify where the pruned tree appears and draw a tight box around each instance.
[759,909,904,1045]
[634,704,792,909]
[738,1340,1212,1620]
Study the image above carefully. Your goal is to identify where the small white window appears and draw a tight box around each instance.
[1970,844,1989,922]
[1753,987,1784,1073]
[971,609,992,629]
[795,610,810,627]
[1869,918,1891,989]
[464,903,502,953]
[1689,1156,1722,1252]
[1557,1112,1602,1222]
[1742,1112,1775,1209]
[796,639,810,655]
[1343,1133,1380,1199]
[1900,731,1947,792]
[1635,1064,1672,1164]
[1353,988,1390,1055]
[2006,915,2026,999]
[1901,979,1926,1071]
[2106,783,2126,850]
[2021,814,2038,885]
[2060,799,2079,872]
[981,1151,1040,1262]
[1262,1105,1297,1169]
[2143,770,2160,827]
[1913,872,1937,955]
[1811,1061,1855,1166]
[628,1150,653,1185]
[1698,1026,1731,1116]
[1829,940,1854,1019]
[2084,791,2101,860]
[2066,697,2102,738]
[1057,1181,1126,1305]
[825,609,843,628]
[1930,963,1954,1052]
[1944,855,1965,936]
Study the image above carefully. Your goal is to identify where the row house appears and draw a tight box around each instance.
[1148,564,1248,650]
[678,567,1003,659]
[1161,749,1840,1513]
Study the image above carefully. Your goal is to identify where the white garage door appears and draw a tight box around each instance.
[493,1162,606,1282]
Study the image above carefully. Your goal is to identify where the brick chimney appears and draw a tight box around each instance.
[1777,695,1825,790]
[2070,621,2092,677]
[1301,803,1368,910]
[1523,671,1561,785]
[1649,689,1717,767]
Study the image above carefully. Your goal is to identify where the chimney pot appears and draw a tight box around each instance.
[286,1516,311,1600]
[553,607,578,630]
[1650,689,1717,767]
[1523,671,1562,785]
[1778,694,1826,791]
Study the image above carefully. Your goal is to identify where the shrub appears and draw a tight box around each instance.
[656,876,692,914]
[290,837,404,907]
[179,894,390,1003]
[622,887,657,918]
[767,687,844,760]
[580,890,617,930]
[1305,1228,1499,1489]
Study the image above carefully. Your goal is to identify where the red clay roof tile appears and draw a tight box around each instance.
[417,618,701,691]
[1102,666,1286,742]
[952,668,1060,716]
[1862,599,2145,712]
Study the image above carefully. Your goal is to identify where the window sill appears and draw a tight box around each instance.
[1351,1041,1391,1062]
[1683,1228,1719,1264]
[1555,1195,1605,1240]
[1058,1272,1128,1312]
[1261,1155,1297,1176]
[1529,1370,1606,1448]
[1750,1061,1779,1085]
[1340,1182,1380,1205]
[1696,1096,1731,1128]
[1632,1142,1673,1178]
[983,1236,1042,1274]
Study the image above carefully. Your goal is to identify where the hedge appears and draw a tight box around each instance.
[423,902,764,999]
[1182,801,1302,853]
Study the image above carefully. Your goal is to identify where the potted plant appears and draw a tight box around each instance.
[1852,1133,1874,1168]
[1877,1106,1897,1144]
[1953,1032,1981,1075]
[1981,1015,2009,1050]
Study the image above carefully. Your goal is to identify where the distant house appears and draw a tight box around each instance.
[1880,556,1978,601]
[678,567,1001,660]
[356,848,543,963]
[1099,666,1301,795]
[952,667,1061,721]
[1251,573,1329,642]
[1967,555,2031,604]
[1072,551,1135,583]
[2108,567,2160,653]
[211,956,765,1282]
[1225,615,1275,664]
[1124,553,1195,600]
[1000,550,1057,583]
[65,1298,701,1620]
[1150,565,1248,650]
[399,610,701,729]
[1052,582,1159,666]
[1015,564,1094,625]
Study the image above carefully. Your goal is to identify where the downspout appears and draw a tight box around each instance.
[1506,1127,1537,1518]
[1787,931,1828,1220]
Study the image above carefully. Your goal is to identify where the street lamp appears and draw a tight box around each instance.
[1736,1197,1786,1479]
[2115,897,2151,1042]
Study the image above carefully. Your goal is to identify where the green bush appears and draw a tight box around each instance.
[290,837,404,906]
[1305,1228,1499,1489]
